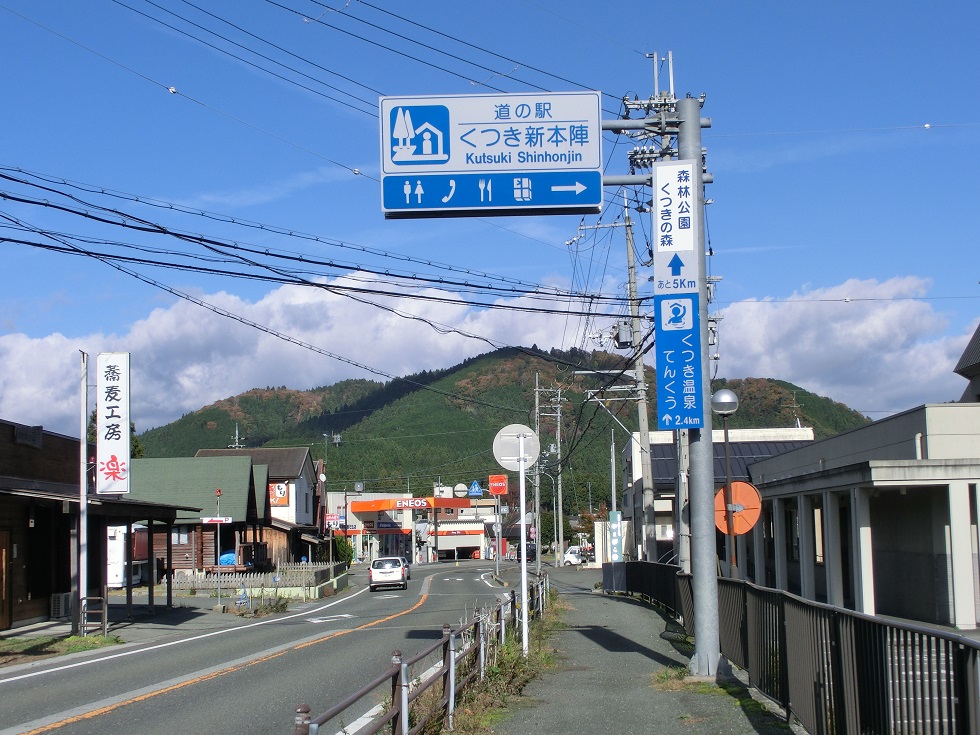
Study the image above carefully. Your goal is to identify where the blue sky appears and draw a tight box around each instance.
[1,0,977,436]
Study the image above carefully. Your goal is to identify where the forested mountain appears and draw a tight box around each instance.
[138,347,870,514]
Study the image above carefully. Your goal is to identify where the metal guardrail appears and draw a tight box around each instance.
[290,575,550,735]
[605,561,980,735]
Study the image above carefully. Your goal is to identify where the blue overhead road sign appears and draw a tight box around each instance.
[380,91,602,218]
[382,171,602,217]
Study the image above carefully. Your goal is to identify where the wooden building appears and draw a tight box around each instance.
[0,420,191,632]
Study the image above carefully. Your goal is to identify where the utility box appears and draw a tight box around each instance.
[615,320,633,349]
[50,592,71,619]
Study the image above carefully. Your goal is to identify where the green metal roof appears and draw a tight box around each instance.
[130,456,257,523]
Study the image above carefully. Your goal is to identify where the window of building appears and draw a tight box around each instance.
[787,506,800,562]
[813,505,824,565]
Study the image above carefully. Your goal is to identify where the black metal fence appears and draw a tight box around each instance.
[607,561,980,735]
[290,575,550,735]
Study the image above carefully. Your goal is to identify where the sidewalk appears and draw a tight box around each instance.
[495,563,802,735]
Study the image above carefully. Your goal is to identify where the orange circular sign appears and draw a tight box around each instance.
[714,481,762,535]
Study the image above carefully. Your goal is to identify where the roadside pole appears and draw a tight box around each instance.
[76,351,88,636]
[677,95,721,676]
[517,432,530,656]
[492,424,540,658]
[215,490,222,609]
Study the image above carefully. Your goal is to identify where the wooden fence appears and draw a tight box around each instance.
[169,562,347,592]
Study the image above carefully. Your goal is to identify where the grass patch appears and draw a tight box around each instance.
[0,634,123,668]
[650,665,794,733]
[653,664,691,690]
[440,590,566,735]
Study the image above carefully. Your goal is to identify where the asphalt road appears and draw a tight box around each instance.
[0,561,509,735]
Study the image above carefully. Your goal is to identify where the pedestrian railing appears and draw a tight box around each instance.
[290,575,549,735]
[606,561,980,735]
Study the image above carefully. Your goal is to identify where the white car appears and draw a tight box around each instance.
[369,556,408,592]
[563,546,584,566]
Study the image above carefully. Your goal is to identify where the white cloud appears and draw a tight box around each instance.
[715,277,974,416]
[0,274,972,438]
[171,167,349,210]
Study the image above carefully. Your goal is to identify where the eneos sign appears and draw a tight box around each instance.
[488,474,508,496]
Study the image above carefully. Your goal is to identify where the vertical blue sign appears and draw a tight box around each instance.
[651,160,704,430]
[654,294,704,429]
[608,510,624,562]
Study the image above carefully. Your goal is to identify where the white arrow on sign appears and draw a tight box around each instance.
[550,182,587,195]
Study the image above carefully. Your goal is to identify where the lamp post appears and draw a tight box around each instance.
[711,389,739,576]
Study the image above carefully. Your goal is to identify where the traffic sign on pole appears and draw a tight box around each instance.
[380,91,602,218]
[488,474,508,496]
[652,160,705,430]
[201,516,232,524]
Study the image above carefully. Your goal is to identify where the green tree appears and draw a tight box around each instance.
[87,409,145,458]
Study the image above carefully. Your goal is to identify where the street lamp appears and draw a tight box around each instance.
[711,388,739,576]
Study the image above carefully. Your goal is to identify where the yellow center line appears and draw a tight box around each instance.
[23,586,433,734]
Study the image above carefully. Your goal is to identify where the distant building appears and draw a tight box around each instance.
[195,447,322,564]
[622,427,814,564]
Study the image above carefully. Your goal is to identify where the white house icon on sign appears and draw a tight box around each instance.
[390,106,450,164]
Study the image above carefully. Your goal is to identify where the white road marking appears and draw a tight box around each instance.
[304,614,354,624]
[0,588,368,685]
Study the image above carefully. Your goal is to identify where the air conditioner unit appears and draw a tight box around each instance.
[51,592,72,619]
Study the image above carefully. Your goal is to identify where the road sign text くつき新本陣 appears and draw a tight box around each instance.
[380,91,602,217]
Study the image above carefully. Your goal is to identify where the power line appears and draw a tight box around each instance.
[112,0,377,114]
[347,0,626,113]
[0,173,640,312]
[1,208,532,415]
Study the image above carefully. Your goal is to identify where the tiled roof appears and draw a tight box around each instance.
[130,456,257,523]
[649,440,813,487]
[195,447,311,479]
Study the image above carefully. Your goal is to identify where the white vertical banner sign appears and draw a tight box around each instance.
[96,352,131,495]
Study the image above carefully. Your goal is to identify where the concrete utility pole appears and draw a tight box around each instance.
[677,94,721,675]
[533,373,542,575]
[538,387,565,558]
[555,395,564,557]
[601,54,721,676]
[624,204,657,561]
